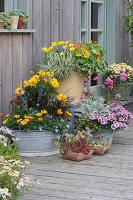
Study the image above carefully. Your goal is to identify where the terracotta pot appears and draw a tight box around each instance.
[11,16,19,29]
[90,145,110,156]
[57,71,84,101]
[0,21,4,29]
[60,150,94,162]
[18,17,27,29]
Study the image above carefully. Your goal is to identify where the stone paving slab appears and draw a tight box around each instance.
[18,118,133,200]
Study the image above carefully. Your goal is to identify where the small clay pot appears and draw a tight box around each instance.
[18,17,27,29]
[60,150,94,162]
[0,21,4,29]
[90,145,110,156]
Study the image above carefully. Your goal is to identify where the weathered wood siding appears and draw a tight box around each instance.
[0,33,33,113]
[115,0,133,65]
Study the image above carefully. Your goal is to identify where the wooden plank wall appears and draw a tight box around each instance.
[31,0,81,69]
[115,0,133,66]
[0,33,33,113]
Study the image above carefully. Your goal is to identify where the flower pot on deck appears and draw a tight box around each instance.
[60,150,94,162]
[91,129,114,145]
[0,21,4,29]
[90,145,110,156]
[57,71,84,101]
[13,130,59,157]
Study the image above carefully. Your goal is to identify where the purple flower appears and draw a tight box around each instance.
[66,125,69,129]
[39,127,42,131]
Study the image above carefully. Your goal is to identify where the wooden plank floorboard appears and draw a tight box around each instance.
[18,118,133,200]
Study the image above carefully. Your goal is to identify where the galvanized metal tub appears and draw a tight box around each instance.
[12,130,59,157]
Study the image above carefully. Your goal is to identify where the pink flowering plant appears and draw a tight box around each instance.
[75,105,133,132]
[103,63,133,101]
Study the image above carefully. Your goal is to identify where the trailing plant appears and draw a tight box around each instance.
[9,10,29,24]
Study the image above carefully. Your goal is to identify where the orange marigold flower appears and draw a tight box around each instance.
[41,110,47,114]
[0,113,3,116]
[76,52,81,57]
[57,109,63,115]
[36,113,42,117]
[38,118,43,121]
[66,111,72,116]
[3,119,8,124]
[84,52,89,58]
[80,45,86,51]
[96,58,101,63]
[14,115,20,119]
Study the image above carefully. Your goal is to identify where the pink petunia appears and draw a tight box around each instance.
[101,85,105,89]
[93,76,98,81]
[113,74,118,78]
[130,69,133,73]
[84,91,88,97]
[115,94,121,99]
[119,69,124,74]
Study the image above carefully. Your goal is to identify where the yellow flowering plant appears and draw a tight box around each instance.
[41,40,108,79]
[0,70,73,133]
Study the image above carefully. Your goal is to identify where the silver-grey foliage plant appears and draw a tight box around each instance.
[41,51,79,79]
[79,97,110,117]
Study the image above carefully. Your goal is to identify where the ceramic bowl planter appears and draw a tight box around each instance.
[60,150,94,162]
[11,16,19,29]
[91,129,114,145]
[90,145,110,156]
[18,17,27,29]
[56,71,84,102]
[13,130,59,157]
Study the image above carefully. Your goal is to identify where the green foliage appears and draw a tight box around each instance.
[41,40,108,79]
[123,0,133,48]
[9,10,29,18]
[0,12,12,30]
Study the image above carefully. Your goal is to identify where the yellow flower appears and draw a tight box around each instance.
[41,110,47,114]
[65,41,69,44]
[76,52,81,57]
[36,113,42,117]
[69,47,75,51]
[30,71,34,74]
[78,41,83,43]
[50,78,59,88]
[15,88,24,95]
[20,119,29,125]
[66,111,72,116]
[48,47,54,51]
[57,109,63,115]
[60,52,64,56]
[28,115,33,119]
[42,47,49,52]
[17,119,22,122]
[5,114,10,117]
[96,58,101,63]
[57,94,67,103]
[38,118,43,121]
[14,115,20,119]
[0,113,3,116]
[38,70,45,77]
[63,45,68,49]
[51,42,57,46]
[3,119,8,124]
[24,116,29,119]
[84,52,89,58]
[58,41,64,46]
[69,43,74,47]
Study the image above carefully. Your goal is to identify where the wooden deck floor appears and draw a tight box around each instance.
[18,118,133,200]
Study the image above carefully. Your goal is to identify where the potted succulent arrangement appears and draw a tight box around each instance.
[41,40,108,101]
[10,10,29,29]
[0,70,73,157]
[90,133,110,156]
[56,128,94,162]
[103,63,133,101]
[9,10,20,29]
[0,12,12,30]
